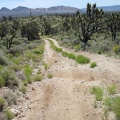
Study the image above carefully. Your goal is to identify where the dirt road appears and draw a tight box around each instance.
[15,38,120,120]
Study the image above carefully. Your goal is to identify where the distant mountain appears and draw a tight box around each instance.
[98,5,120,11]
[0,6,80,18]
[0,5,120,18]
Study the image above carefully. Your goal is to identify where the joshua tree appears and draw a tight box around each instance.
[77,3,105,50]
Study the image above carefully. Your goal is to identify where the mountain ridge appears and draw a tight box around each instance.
[0,5,120,18]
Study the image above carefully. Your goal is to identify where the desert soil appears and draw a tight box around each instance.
[14,38,120,120]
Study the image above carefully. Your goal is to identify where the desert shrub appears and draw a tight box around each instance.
[44,63,49,70]
[23,65,32,77]
[25,76,32,84]
[0,51,9,66]
[47,73,53,79]
[27,43,37,49]
[19,85,27,94]
[62,51,68,57]
[113,45,120,55]
[0,112,7,120]
[104,96,120,119]
[9,46,24,56]
[67,53,76,59]
[0,67,18,87]
[0,76,5,88]
[91,86,103,101]
[74,44,81,52]
[3,91,17,105]
[90,62,97,68]
[33,48,43,54]
[107,85,117,95]
[33,75,43,81]
[23,80,28,86]
[75,55,90,64]
[5,109,14,120]
[25,52,36,60]
[0,96,5,111]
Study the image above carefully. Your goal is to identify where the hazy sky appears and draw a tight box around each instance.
[0,0,120,9]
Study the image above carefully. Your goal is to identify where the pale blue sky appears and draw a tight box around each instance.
[0,0,120,9]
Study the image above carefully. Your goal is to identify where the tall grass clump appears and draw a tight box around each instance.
[107,85,117,95]
[91,86,103,101]
[75,55,90,64]
[104,96,120,119]
[5,109,14,120]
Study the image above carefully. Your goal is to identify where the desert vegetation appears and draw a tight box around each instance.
[0,3,120,120]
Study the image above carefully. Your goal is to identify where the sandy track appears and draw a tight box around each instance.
[15,39,120,120]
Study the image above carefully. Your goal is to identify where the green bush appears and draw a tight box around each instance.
[47,73,53,79]
[74,44,81,52]
[62,51,68,57]
[23,65,32,77]
[107,85,117,95]
[90,62,97,68]
[113,45,120,55]
[67,53,76,59]
[0,96,5,111]
[33,75,43,81]
[9,46,24,56]
[0,67,18,87]
[44,63,49,70]
[91,86,103,101]
[0,76,5,88]
[5,109,14,120]
[19,85,27,94]
[104,96,120,119]
[0,51,9,66]
[75,55,90,64]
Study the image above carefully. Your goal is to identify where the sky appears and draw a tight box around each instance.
[0,0,120,9]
